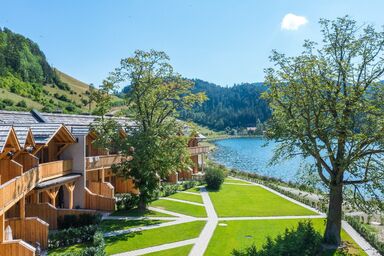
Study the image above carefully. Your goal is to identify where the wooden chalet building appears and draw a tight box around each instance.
[0,110,208,255]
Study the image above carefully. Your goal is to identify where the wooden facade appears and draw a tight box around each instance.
[0,112,204,255]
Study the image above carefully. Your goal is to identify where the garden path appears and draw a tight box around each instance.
[109,180,379,256]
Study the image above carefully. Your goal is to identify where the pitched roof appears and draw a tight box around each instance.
[12,126,35,148]
[0,126,12,152]
[0,110,39,124]
[0,110,134,126]
[29,124,76,145]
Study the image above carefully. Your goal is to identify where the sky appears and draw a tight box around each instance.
[2,0,384,87]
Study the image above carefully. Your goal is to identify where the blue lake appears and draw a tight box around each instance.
[210,137,310,182]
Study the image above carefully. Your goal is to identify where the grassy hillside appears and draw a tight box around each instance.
[0,27,124,114]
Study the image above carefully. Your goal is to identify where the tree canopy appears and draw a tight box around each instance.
[263,16,384,246]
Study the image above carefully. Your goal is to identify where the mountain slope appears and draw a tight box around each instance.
[179,79,271,131]
[0,27,124,114]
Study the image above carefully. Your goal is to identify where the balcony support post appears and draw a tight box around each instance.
[19,196,25,219]
[64,182,75,209]
[45,187,59,207]
[0,214,4,242]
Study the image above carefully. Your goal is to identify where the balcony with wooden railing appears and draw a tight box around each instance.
[188,146,210,155]
[0,239,35,256]
[88,181,114,198]
[86,154,127,171]
[85,188,115,211]
[38,160,72,181]
[0,167,39,215]
[25,203,97,230]
[5,217,49,249]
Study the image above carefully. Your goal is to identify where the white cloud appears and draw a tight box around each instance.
[281,13,308,30]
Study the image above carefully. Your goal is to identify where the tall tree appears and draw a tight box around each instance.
[263,16,384,246]
[93,50,206,210]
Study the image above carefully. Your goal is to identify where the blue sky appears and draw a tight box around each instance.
[2,0,384,87]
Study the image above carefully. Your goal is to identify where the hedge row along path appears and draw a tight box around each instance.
[102,178,380,256]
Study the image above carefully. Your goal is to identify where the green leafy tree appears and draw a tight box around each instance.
[263,16,384,246]
[93,50,206,210]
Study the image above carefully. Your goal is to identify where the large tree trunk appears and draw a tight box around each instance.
[324,182,343,246]
[138,193,147,212]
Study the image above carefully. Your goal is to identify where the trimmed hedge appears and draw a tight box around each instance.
[345,216,384,254]
[205,166,225,190]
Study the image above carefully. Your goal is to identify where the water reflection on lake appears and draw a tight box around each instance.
[210,137,309,182]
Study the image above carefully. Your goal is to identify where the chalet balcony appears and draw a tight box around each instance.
[85,154,127,171]
[5,217,49,249]
[0,167,39,214]
[188,146,210,155]
[0,239,36,256]
[38,160,72,181]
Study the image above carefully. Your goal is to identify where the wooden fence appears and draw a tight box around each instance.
[88,181,114,198]
[5,217,49,249]
[85,188,115,211]
[0,239,35,256]
[39,160,72,181]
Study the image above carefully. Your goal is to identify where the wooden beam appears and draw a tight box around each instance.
[56,144,71,157]
[45,187,59,206]
[64,182,75,209]
[19,196,25,219]
[0,214,4,242]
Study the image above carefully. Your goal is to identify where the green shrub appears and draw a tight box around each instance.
[205,166,225,190]
[116,193,140,211]
[232,221,323,256]
[48,225,97,249]
[2,98,14,106]
[160,183,180,197]
[16,100,27,108]
[57,213,101,229]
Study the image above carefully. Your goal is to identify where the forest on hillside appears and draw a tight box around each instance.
[0,27,93,113]
[179,79,271,131]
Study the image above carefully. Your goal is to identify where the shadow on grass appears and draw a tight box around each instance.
[110,208,159,217]
[105,230,144,246]
[100,219,163,232]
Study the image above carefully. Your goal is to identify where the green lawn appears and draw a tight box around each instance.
[224,178,251,184]
[48,243,88,255]
[105,221,206,255]
[205,218,366,256]
[184,187,201,193]
[100,219,168,233]
[168,192,203,204]
[143,245,193,256]
[151,199,207,217]
[209,184,317,217]
[110,208,171,217]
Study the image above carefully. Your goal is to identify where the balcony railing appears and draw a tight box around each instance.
[39,160,72,181]
[0,239,35,256]
[5,217,49,249]
[0,167,39,214]
[85,188,115,211]
[86,154,127,171]
[188,146,210,155]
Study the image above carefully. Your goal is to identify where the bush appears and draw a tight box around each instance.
[16,100,27,108]
[116,193,140,211]
[2,98,14,106]
[48,225,98,249]
[57,213,101,229]
[160,184,179,196]
[232,221,323,256]
[205,166,225,190]
[345,216,384,254]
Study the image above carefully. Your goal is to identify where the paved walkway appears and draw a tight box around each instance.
[108,179,379,256]
[188,187,218,256]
